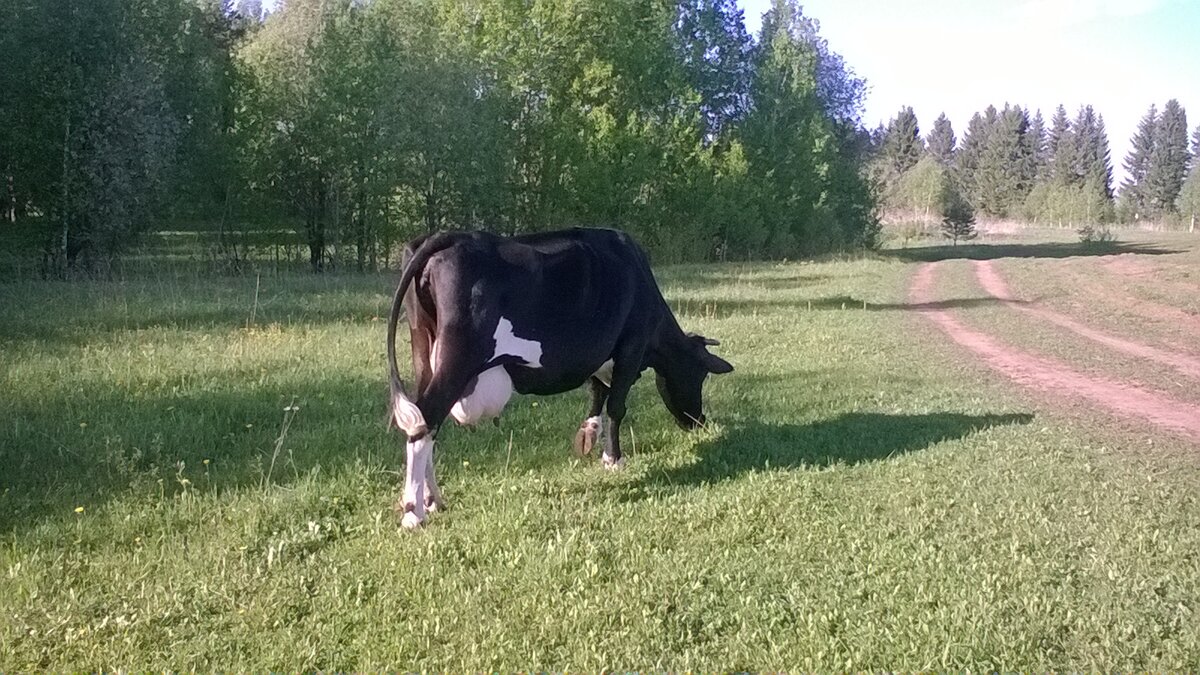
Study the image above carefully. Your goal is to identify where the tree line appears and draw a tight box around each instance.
[874,100,1200,230]
[1,0,881,276]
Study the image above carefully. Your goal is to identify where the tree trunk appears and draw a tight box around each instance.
[307,176,326,273]
[59,117,72,279]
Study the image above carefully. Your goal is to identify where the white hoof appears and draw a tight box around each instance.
[601,454,625,471]
[401,511,425,529]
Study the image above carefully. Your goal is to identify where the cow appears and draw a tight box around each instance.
[386,227,733,529]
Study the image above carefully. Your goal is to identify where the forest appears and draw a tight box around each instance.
[2,0,1198,276]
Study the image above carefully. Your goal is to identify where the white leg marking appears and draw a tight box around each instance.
[494,317,543,368]
[451,366,514,426]
[402,436,433,529]
[601,417,624,470]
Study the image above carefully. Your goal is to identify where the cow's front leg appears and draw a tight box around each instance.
[400,430,433,529]
[601,363,640,470]
[573,377,609,456]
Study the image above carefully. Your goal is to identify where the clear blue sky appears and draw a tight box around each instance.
[739,0,1200,184]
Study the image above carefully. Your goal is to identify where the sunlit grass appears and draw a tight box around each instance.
[2,243,1199,669]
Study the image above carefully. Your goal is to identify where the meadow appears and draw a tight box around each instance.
[2,229,1200,669]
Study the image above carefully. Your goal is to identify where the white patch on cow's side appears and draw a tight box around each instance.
[401,435,434,529]
[493,317,542,368]
[451,366,514,426]
[593,359,614,387]
[392,393,427,437]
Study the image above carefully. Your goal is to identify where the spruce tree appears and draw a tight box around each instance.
[941,190,976,245]
[974,104,1032,218]
[881,106,922,177]
[927,113,956,165]
[1048,104,1073,184]
[1072,105,1115,220]
[1145,99,1188,216]
[1120,104,1157,217]
[1028,109,1048,181]
[955,110,991,207]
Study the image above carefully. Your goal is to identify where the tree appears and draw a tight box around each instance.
[1028,109,1048,181]
[887,156,952,222]
[1119,103,1157,219]
[941,190,976,245]
[1047,104,1073,184]
[881,106,923,178]
[741,0,877,255]
[927,113,956,166]
[973,104,1034,218]
[675,0,753,141]
[1145,99,1188,217]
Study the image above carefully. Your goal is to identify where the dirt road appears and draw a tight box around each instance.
[910,261,1200,442]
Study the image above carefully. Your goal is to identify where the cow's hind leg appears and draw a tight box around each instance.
[425,453,446,513]
[397,340,484,528]
[573,377,609,456]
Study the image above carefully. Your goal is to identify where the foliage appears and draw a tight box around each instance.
[940,189,976,245]
[1,0,880,271]
[1144,99,1189,217]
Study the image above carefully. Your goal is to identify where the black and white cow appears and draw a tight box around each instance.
[386,227,733,528]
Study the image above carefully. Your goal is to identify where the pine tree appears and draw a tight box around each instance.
[1120,104,1157,218]
[1145,99,1188,216]
[881,106,922,177]
[927,113,956,165]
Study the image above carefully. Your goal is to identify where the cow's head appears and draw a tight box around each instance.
[655,332,734,430]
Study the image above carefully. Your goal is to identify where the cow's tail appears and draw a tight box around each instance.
[387,233,456,436]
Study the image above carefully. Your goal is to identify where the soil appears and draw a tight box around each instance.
[910,262,1200,442]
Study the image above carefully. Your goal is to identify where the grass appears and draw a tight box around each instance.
[3,235,1200,669]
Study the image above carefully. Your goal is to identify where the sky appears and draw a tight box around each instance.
[739,0,1200,185]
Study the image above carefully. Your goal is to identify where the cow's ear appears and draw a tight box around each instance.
[700,351,734,374]
[687,332,721,347]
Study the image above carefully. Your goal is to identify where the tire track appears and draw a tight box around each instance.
[1063,266,1200,339]
[910,262,1200,442]
[973,259,1200,381]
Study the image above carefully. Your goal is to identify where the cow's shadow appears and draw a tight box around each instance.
[629,411,1033,495]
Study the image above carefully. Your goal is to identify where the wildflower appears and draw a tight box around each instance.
[79,422,88,429]
[462,460,470,467]
[203,459,211,466]
[74,506,84,514]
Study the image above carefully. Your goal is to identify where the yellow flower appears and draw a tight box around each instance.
[74,506,84,514]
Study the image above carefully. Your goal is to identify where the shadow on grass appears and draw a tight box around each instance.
[668,294,1032,318]
[0,272,395,347]
[885,241,1182,263]
[631,412,1034,495]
